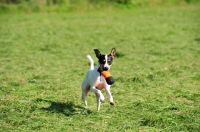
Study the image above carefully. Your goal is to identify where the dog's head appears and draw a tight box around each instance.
[94,48,116,71]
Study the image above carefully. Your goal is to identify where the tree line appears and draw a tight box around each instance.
[0,0,131,5]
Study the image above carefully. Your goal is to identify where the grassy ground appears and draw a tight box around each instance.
[0,5,200,131]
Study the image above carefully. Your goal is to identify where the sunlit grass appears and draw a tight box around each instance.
[0,6,200,131]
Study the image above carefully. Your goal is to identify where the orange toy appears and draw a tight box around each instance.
[98,68,115,85]
[101,71,112,78]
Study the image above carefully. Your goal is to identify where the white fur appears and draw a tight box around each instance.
[81,55,114,111]
[104,55,110,70]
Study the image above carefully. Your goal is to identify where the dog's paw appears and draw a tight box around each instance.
[110,102,115,105]
[100,99,105,103]
[100,99,104,103]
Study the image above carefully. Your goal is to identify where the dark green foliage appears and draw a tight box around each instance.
[0,0,200,13]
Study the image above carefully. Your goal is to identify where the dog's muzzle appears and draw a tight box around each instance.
[103,66,109,71]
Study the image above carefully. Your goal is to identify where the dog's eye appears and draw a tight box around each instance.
[108,60,112,65]
[99,60,106,64]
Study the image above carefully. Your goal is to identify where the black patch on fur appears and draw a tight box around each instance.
[107,54,113,65]
[98,54,113,65]
[99,55,106,64]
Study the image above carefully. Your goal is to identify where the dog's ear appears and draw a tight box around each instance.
[110,48,116,58]
[94,49,101,58]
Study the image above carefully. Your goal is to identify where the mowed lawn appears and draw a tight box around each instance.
[0,5,200,131]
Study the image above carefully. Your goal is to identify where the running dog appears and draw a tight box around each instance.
[81,48,116,111]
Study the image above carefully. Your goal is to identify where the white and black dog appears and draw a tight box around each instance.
[81,48,116,111]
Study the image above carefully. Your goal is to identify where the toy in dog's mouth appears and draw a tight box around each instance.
[97,67,114,85]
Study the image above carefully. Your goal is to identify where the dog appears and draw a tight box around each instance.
[81,48,116,111]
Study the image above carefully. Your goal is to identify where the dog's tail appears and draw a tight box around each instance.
[87,55,94,70]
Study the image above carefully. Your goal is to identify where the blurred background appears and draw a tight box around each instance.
[0,0,199,13]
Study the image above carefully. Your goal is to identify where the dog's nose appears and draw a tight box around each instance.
[103,67,109,71]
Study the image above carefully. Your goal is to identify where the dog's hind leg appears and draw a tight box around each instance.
[82,81,89,106]
[82,89,89,106]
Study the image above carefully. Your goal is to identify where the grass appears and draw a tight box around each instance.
[0,5,200,131]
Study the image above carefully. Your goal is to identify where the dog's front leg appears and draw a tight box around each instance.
[105,85,115,105]
[95,93,101,111]
[90,86,101,95]
[90,86,102,111]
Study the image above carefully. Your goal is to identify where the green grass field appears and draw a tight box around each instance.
[0,5,200,131]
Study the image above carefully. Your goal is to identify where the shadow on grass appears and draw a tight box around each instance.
[36,98,92,116]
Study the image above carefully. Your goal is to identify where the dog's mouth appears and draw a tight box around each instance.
[103,67,109,71]
[99,63,110,71]
[98,65,109,71]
